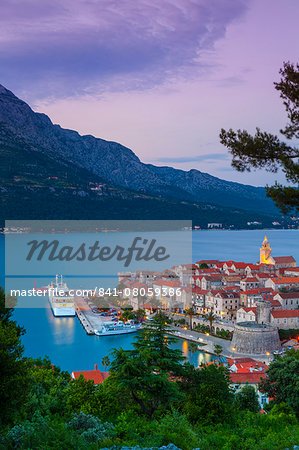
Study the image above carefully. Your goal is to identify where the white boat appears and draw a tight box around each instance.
[48,275,75,317]
[94,320,141,336]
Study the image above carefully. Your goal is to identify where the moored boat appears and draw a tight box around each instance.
[48,275,75,317]
[94,320,141,336]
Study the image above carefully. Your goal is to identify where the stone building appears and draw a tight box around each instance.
[274,291,299,310]
[237,307,257,323]
[240,277,259,291]
[231,300,281,355]
[270,309,299,330]
[265,277,299,291]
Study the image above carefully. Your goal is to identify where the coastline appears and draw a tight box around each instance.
[167,326,273,364]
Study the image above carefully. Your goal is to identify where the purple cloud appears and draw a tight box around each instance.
[0,0,249,97]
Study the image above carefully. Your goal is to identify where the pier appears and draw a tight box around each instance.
[74,296,103,335]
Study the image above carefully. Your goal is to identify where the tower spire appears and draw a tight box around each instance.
[260,236,274,265]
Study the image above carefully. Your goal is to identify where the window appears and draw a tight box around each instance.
[277,319,280,324]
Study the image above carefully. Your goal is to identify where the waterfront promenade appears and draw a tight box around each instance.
[168,325,273,364]
[73,295,272,363]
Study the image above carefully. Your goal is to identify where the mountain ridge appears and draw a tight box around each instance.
[0,84,279,221]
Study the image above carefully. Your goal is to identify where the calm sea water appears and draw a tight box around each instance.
[0,229,298,372]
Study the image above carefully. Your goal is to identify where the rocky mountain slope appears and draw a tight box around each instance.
[0,84,277,215]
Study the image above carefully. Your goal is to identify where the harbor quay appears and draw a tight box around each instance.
[73,295,274,363]
[167,325,273,364]
[74,295,100,335]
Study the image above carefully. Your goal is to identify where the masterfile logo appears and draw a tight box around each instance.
[25,237,170,267]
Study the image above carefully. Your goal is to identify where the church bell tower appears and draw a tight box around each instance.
[260,236,275,265]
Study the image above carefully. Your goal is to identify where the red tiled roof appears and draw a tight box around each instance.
[72,370,110,384]
[232,262,248,269]
[217,291,240,299]
[246,264,260,270]
[265,297,281,308]
[154,280,181,287]
[192,287,209,295]
[203,274,222,281]
[273,256,296,264]
[196,268,220,274]
[242,277,259,282]
[230,372,266,384]
[223,261,237,266]
[226,357,261,364]
[273,277,299,284]
[231,361,268,373]
[271,309,299,318]
[222,274,241,280]
[131,282,148,289]
[275,291,299,299]
[180,264,193,269]
[238,307,257,313]
[209,289,225,295]
[240,288,273,295]
[223,286,240,291]
[196,260,219,265]
[256,273,276,278]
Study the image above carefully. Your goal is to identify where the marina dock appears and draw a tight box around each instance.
[74,296,103,335]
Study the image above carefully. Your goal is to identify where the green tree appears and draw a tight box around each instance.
[199,263,209,269]
[134,308,146,322]
[185,307,196,330]
[205,311,216,333]
[65,375,102,415]
[188,342,198,365]
[67,412,115,443]
[120,309,134,322]
[259,348,299,415]
[220,61,299,213]
[0,287,31,427]
[101,356,110,371]
[235,384,260,413]
[108,313,184,419]
[214,344,223,356]
[181,363,234,425]
[25,356,71,418]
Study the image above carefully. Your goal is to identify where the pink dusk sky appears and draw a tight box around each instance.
[1,0,298,186]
